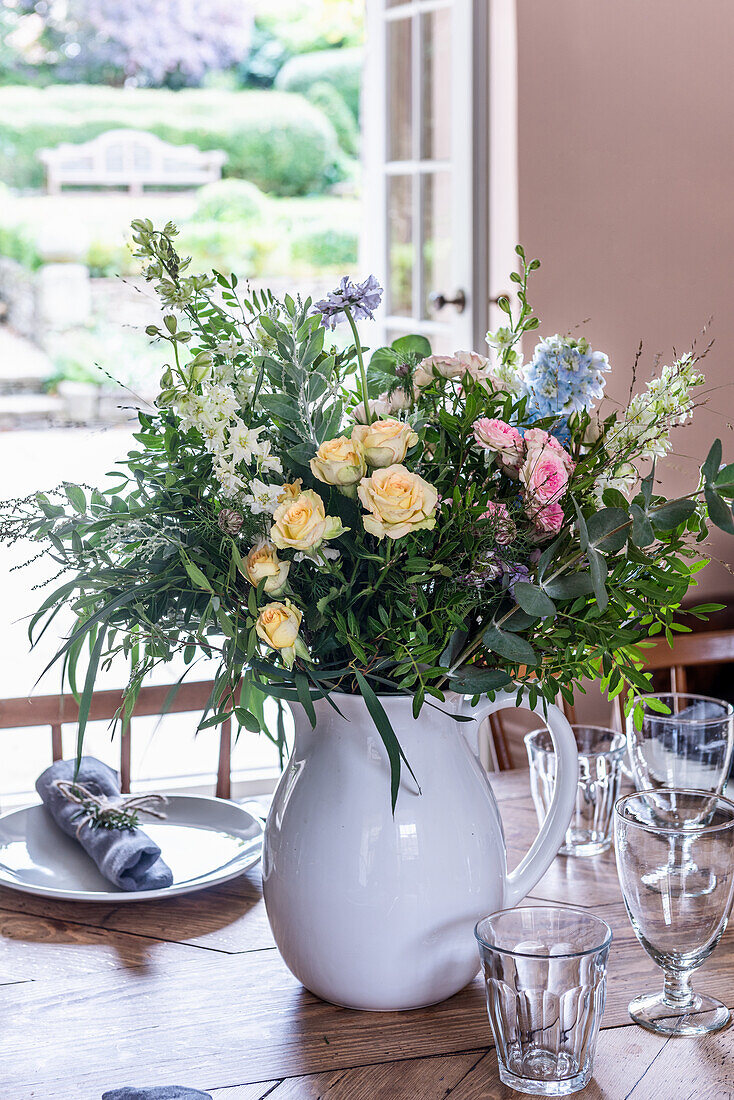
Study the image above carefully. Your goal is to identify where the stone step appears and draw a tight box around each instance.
[0,325,53,396]
[0,392,64,429]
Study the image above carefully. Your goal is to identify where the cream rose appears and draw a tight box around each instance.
[277,478,302,503]
[310,435,366,491]
[351,418,418,468]
[352,397,392,423]
[255,600,303,666]
[414,351,492,389]
[270,490,344,553]
[358,464,438,541]
[244,538,290,596]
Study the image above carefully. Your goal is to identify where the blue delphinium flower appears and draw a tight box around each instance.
[523,335,610,419]
[314,275,384,330]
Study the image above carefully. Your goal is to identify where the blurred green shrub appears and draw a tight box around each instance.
[304,82,358,157]
[0,87,345,196]
[291,224,358,269]
[275,47,362,121]
[0,221,42,269]
[177,219,278,277]
[85,238,138,278]
[192,179,268,224]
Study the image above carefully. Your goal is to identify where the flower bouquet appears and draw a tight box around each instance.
[8,228,734,805]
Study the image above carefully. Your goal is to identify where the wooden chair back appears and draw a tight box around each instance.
[486,629,734,771]
[0,681,234,799]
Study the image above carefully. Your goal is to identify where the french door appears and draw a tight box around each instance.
[362,0,490,353]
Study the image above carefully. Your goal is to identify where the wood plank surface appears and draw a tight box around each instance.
[1,769,732,1100]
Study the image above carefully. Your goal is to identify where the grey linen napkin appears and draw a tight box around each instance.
[36,757,173,891]
[102,1089,211,1099]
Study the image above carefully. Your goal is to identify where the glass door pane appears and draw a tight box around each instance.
[363,0,485,351]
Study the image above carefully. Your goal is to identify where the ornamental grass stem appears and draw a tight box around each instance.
[345,307,372,426]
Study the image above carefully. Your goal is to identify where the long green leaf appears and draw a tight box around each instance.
[354,669,419,812]
[75,626,107,770]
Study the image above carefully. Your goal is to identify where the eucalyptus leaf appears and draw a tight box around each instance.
[586,507,629,554]
[449,667,511,694]
[482,625,538,666]
[650,499,697,531]
[705,484,734,534]
[543,573,595,599]
[714,463,734,497]
[702,438,722,483]
[64,484,86,514]
[513,581,556,619]
[629,503,654,547]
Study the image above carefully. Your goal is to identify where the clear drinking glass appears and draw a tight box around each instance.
[475,906,612,1096]
[526,726,626,856]
[614,789,734,1036]
[627,693,734,795]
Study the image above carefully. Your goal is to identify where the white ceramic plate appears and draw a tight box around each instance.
[0,794,263,902]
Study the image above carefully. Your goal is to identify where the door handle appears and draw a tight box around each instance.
[429,289,467,314]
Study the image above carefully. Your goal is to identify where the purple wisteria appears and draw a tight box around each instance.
[314,275,384,330]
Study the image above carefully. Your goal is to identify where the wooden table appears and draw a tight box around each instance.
[1,770,732,1099]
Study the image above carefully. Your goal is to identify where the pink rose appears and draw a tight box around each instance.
[523,428,575,475]
[531,501,565,537]
[480,500,516,545]
[521,444,572,510]
[472,418,526,473]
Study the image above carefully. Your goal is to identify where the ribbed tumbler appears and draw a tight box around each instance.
[475,906,612,1095]
[526,726,626,856]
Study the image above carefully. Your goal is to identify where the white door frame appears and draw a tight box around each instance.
[362,0,496,352]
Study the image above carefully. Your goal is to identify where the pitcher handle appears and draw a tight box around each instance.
[456,689,578,907]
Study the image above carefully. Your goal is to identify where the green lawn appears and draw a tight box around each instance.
[2,188,361,279]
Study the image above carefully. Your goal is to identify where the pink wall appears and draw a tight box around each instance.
[516,0,734,597]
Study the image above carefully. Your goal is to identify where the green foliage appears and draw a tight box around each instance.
[304,81,359,156]
[0,217,42,269]
[276,47,362,121]
[291,224,358,270]
[177,220,278,279]
[0,86,344,195]
[192,179,269,224]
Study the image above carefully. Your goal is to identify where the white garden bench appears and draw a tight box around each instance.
[39,129,227,194]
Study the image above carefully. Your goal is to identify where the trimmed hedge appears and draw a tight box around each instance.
[192,179,269,223]
[0,86,344,196]
[291,224,358,269]
[276,47,362,121]
[305,82,359,157]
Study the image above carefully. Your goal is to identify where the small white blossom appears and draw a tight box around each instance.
[243,479,284,516]
[258,441,283,475]
[207,384,240,419]
[216,334,245,359]
[294,546,341,564]
[213,458,246,495]
[229,421,267,465]
[200,420,228,456]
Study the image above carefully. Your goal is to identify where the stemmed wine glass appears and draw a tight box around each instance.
[614,789,734,1036]
[626,693,733,894]
[626,692,734,794]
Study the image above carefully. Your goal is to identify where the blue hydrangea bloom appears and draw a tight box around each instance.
[314,275,384,330]
[523,335,610,419]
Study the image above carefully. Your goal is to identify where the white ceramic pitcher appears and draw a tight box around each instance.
[262,690,578,1011]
